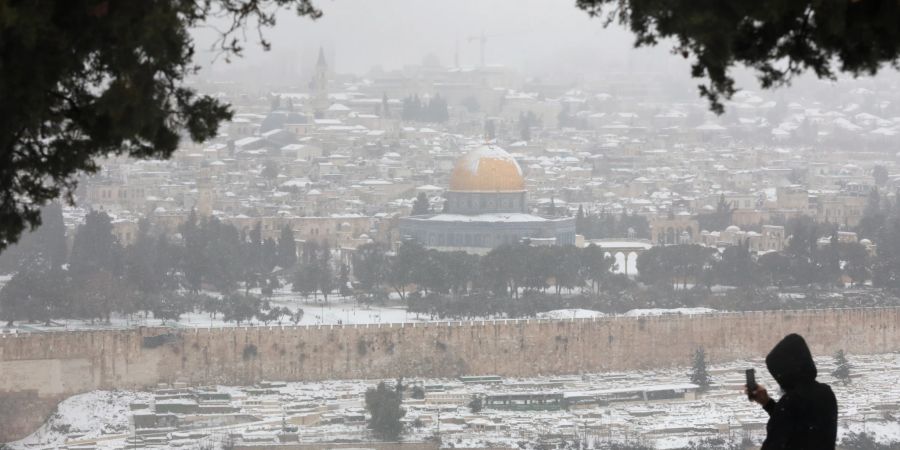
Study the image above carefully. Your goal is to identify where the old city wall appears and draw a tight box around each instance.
[2,307,900,441]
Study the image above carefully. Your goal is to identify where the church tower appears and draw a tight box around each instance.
[309,46,329,116]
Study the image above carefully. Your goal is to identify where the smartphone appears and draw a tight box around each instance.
[745,368,757,400]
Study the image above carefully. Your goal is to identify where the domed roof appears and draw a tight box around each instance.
[449,145,525,192]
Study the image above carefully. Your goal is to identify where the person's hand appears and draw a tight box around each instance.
[744,384,771,406]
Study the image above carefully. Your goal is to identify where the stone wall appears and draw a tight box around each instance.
[235,442,441,450]
[1,307,899,442]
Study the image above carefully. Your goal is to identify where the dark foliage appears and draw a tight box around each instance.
[364,381,406,441]
[832,349,852,385]
[0,0,321,252]
[689,347,712,391]
[577,0,900,113]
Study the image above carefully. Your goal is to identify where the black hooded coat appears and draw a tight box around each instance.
[761,334,838,450]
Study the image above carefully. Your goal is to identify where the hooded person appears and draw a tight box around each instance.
[748,333,838,450]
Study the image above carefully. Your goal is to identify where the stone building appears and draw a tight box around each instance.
[399,145,576,253]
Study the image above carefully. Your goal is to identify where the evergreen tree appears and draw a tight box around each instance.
[716,239,755,287]
[352,242,388,297]
[69,210,121,277]
[690,347,712,391]
[0,1,324,251]
[832,349,851,385]
[180,210,205,292]
[443,251,478,298]
[317,241,333,301]
[757,251,793,288]
[388,240,427,300]
[339,263,353,297]
[204,218,244,294]
[550,245,583,295]
[480,244,524,299]
[410,385,426,400]
[0,268,66,326]
[221,292,262,325]
[277,225,297,269]
[0,202,68,273]
[411,192,430,216]
[364,381,406,441]
[697,194,733,232]
[262,237,278,274]
[247,222,263,273]
[468,395,483,413]
[575,205,586,235]
[582,244,614,294]
[857,188,886,239]
[125,220,166,294]
[839,242,869,287]
[301,240,320,265]
[292,263,317,299]
[74,269,121,323]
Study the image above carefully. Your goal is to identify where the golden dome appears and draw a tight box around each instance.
[449,145,525,192]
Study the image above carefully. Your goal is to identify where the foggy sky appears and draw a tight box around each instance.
[194,0,690,84]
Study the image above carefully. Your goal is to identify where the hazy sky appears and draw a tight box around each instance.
[194,0,689,84]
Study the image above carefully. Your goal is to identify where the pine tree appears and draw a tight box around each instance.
[69,210,121,277]
[364,381,406,441]
[832,349,851,385]
[468,395,483,413]
[180,210,205,292]
[339,263,352,297]
[317,241,333,302]
[575,205,586,235]
[352,242,388,299]
[690,347,712,391]
[262,238,278,274]
[411,192,430,216]
[292,263,317,299]
[277,225,297,269]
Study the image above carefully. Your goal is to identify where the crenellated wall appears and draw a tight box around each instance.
[2,307,899,442]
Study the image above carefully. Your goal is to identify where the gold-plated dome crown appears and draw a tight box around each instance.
[448,145,525,192]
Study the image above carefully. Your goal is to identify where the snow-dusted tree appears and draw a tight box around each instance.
[364,381,405,441]
[832,349,851,385]
[690,347,712,391]
[411,192,430,216]
[468,395,483,413]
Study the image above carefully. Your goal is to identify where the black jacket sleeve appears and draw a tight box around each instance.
[761,396,792,450]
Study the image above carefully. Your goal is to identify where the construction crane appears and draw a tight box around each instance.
[466,30,526,68]
[466,31,488,67]
[466,31,490,68]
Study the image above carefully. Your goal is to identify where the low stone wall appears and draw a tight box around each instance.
[1,307,898,442]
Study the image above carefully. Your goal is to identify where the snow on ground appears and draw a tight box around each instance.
[10,354,900,450]
[623,307,718,317]
[536,309,607,319]
[13,390,151,449]
[3,286,728,333]
[4,292,425,332]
